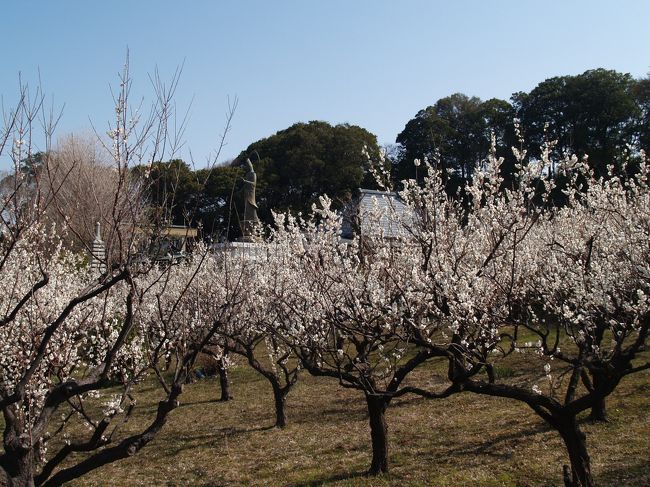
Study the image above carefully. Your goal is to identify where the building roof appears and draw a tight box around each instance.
[341,188,412,239]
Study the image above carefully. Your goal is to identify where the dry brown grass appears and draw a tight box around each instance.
[48,355,650,487]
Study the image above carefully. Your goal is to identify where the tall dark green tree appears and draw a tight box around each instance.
[132,159,201,226]
[234,121,381,224]
[512,68,640,176]
[396,94,516,190]
[132,160,245,239]
[632,74,650,152]
[193,164,243,240]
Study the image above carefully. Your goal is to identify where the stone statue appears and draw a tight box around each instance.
[89,222,107,273]
[241,158,259,240]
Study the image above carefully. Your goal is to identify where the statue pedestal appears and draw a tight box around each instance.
[211,241,267,261]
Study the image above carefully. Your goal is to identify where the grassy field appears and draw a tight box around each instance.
[48,354,650,487]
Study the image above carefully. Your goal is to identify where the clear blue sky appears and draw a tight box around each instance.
[1,0,648,170]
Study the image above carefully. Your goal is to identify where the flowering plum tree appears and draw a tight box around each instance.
[0,63,238,486]
[199,345,235,402]
[398,141,650,487]
[34,244,250,487]
[267,200,453,474]
[204,249,302,428]
[161,247,300,428]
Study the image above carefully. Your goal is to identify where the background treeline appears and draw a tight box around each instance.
[134,68,650,238]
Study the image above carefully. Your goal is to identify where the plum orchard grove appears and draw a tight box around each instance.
[0,67,648,487]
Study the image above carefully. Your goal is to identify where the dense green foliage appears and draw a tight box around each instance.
[131,160,244,239]
[134,68,650,239]
[396,69,648,190]
[512,69,640,176]
[233,121,382,223]
[132,121,381,238]
[395,93,516,191]
[633,75,650,151]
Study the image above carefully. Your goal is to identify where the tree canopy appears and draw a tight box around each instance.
[233,121,382,224]
[395,93,516,190]
[136,68,650,239]
[632,74,650,151]
[512,68,640,176]
[396,69,647,195]
[131,160,244,239]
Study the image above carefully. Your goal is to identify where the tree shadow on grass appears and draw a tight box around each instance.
[289,469,369,486]
[424,421,554,461]
[595,459,650,486]
[289,406,367,426]
[126,397,222,416]
[163,424,275,456]
[177,398,221,407]
[281,423,554,486]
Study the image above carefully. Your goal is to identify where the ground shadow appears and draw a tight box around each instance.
[289,469,369,486]
[164,424,275,456]
[178,398,221,408]
[420,421,553,462]
[595,458,650,485]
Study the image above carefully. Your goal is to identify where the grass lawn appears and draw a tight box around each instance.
[48,355,650,487]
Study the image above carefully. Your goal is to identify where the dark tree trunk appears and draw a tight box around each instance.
[0,446,35,487]
[557,418,594,487]
[272,384,288,428]
[243,347,295,428]
[218,359,233,401]
[589,397,607,422]
[40,381,185,487]
[365,394,389,475]
[588,375,607,422]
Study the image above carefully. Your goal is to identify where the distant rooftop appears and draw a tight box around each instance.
[341,188,412,240]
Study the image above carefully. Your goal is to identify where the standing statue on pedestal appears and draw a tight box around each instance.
[241,158,259,241]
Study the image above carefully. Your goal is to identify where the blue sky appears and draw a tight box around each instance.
[1,0,648,170]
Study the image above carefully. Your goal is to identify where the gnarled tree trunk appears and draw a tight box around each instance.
[218,358,233,401]
[365,394,389,475]
[588,374,607,422]
[557,417,594,487]
[271,383,288,428]
[0,443,35,487]
[588,397,607,422]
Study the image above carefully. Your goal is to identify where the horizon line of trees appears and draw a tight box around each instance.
[125,67,650,239]
[8,67,649,243]
[1,61,648,487]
